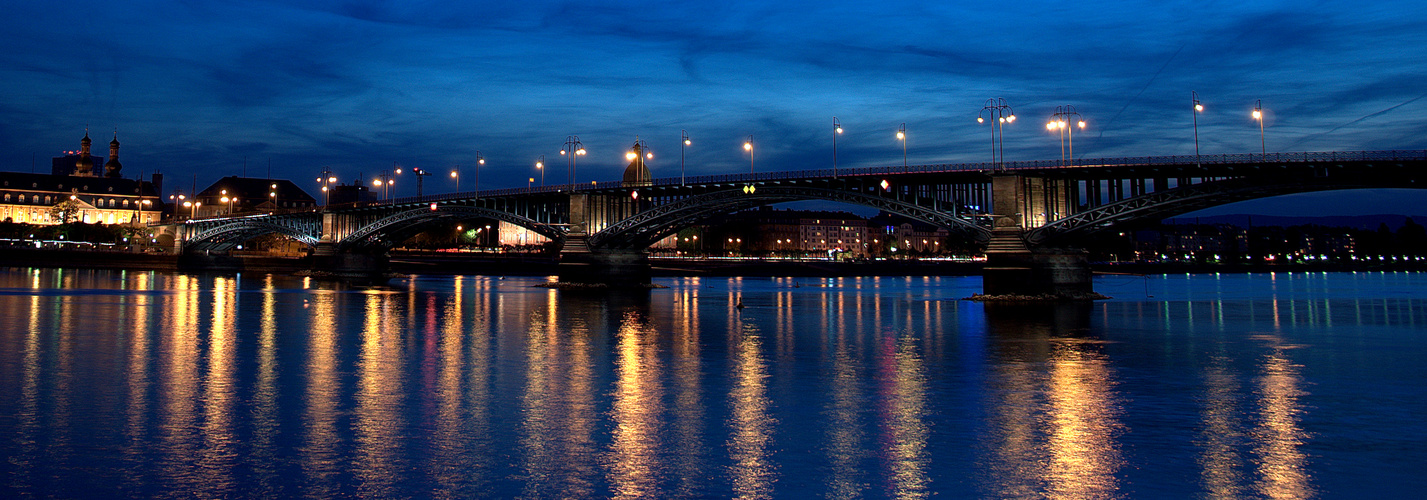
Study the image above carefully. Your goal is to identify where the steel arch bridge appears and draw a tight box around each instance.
[588,185,991,249]
[336,205,566,252]
[161,150,1427,256]
[180,215,322,252]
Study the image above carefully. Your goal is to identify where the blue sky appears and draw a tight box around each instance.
[3,0,1426,215]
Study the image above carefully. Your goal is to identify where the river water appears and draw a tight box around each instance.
[0,268,1422,498]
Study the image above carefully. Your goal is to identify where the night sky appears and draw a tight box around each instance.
[3,1,1426,216]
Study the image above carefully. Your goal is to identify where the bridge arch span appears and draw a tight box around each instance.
[588,186,990,250]
[184,221,321,252]
[1028,175,1425,245]
[336,205,565,252]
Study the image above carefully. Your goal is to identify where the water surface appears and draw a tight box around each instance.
[0,269,1422,498]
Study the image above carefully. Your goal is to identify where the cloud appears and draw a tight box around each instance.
[0,0,1424,217]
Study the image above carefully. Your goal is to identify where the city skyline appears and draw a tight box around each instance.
[3,1,1426,216]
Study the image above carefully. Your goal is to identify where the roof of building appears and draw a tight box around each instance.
[0,171,159,198]
[196,176,316,204]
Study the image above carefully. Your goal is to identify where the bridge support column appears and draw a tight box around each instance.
[983,174,1096,299]
[310,251,390,279]
[982,246,1094,298]
[555,193,652,287]
[557,234,651,287]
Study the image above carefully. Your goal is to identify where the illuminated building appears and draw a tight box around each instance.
[0,131,162,225]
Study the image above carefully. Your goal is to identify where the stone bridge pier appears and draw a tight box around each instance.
[981,174,1094,298]
[557,193,653,287]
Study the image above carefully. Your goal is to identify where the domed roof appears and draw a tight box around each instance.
[622,141,651,186]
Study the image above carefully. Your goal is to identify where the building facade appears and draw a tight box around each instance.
[1,132,162,225]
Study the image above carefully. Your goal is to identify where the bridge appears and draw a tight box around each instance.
[156,150,1427,294]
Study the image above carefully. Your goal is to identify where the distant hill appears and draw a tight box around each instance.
[1162,214,1427,230]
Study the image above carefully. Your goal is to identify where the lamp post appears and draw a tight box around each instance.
[132,198,151,225]
[681,130,691,186]
[1252,99,1265,156]
[169,191,185,220]
[372,174,394,201]
[268,183,278,213]
[743,135,754,174]
[625,138,654,174]
[450,165,459,193]
[896,123,907,169]
[536,155,545,187]
[561,136,586,187]
[1192,91,1204,166]
[1046,105,1086,167]
[182,199,201,219]
[476,152,484,194]
[317,169,337,207]
[977,98,1016,170]
[833,118,842,177]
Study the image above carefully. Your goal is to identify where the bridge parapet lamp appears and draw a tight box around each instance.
[743,135,754,174]
[1192,91,1204,166]
[1252,99,1266,156]
[896,123,907,169]
[1046,105,1086,167]
[978,98,1016,170]
[562,136,586,187]
[681,130,692,186]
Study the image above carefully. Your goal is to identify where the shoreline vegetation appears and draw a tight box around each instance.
[2,245,1424,278]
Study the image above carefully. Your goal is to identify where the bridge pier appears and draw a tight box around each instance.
[982,244,1094,298]
[982,174,1096,299]
[556,234,652,287]
[309,250,390,279]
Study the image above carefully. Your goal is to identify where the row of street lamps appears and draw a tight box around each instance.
[323,94,1270,201]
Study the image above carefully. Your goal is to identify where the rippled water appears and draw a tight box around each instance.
[0,268,1423,498]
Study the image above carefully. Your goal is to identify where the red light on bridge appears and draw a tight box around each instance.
[430,203,438,211]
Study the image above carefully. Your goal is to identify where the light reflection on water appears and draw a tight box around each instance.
[0,269,1425,498]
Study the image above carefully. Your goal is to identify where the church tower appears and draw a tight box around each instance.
[75,129,95,176]
[104,132,123,177]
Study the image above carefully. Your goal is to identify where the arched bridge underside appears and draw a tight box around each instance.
[1028,174,1425,245]
[337,205,565,252]
[588,186,992,250]
[185,219,321,252]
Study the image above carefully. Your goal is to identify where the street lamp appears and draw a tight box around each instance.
[476,151,484,194]
[536,155,544,187]
[450,165,459,193]
[317,169,337,207]
[896,123,907,169]
[182,200,201,219]
[372,174,394,201]
[977,98,1016,170]
[1252,99,1265,156]
[833,117,843,177]
[269,183,278,213]
[561,136,586,186]
[744,135,754,174]
[1046,105,1086,167]
[681,130,691,186]
[1192,91,1204,166]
